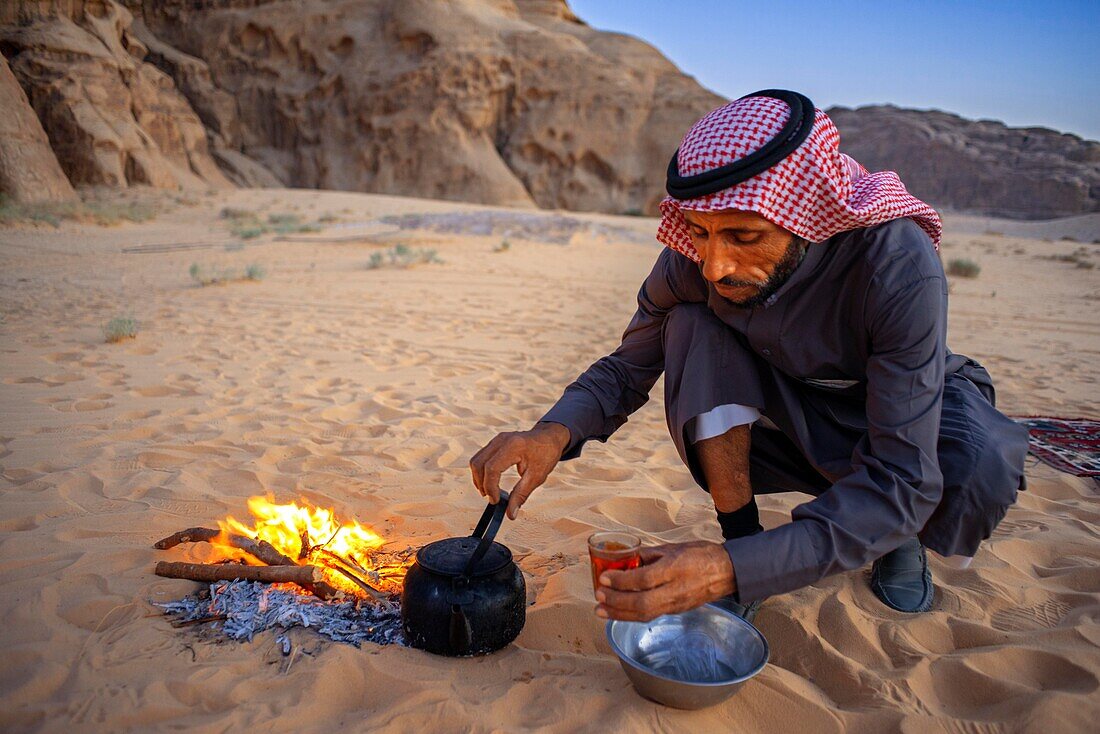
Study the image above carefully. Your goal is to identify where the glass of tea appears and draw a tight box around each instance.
[588,531,641,594]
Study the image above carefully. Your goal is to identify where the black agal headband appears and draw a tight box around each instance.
[665,89,816,200]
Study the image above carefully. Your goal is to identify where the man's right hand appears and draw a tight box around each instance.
[469,422,571,520]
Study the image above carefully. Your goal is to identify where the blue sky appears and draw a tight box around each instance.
[569,0,1100,140]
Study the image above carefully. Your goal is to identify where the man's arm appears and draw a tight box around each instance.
[471,248,700,518]
[723,272,948,602]
[540,247,698,458]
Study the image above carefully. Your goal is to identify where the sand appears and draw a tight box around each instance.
[1,188,1098,733]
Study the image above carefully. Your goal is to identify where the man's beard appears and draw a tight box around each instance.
[709,236,808,308]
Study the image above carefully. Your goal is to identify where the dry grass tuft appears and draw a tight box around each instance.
[366,244,442,269]
[947,258,981,278]
[0,195,157,227]
[104,316,138,343]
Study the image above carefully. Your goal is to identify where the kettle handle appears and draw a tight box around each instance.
[462,489,509,578]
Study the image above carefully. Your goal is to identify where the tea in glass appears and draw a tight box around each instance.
[588,531,641,593]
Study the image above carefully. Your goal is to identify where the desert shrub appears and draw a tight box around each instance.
[622,207,644,216]
[1038,247,1093,268]
[366,244,442,269]
[104,316,138,343]
[219,208,322,238]
[493,238,511,253]
[191,262,265,285]
[190,263,233,286]
[86,200,157,224]
[946,258,981,278]
[0,195,156,227]
[267,213,302,233]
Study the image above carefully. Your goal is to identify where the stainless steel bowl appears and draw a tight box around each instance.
[605,603,769,709]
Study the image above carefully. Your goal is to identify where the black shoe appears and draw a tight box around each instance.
[870,538,934,613]
[710,595,765,624]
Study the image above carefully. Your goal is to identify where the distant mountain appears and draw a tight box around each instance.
[828,105,1099,219]
[1,0,1095,220]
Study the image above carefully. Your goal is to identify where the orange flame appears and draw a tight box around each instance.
[215,495,408,597]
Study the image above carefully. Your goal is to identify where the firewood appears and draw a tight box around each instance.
[155,561,323,586]
[153,527,298,566]
[231,536,298,567]
[153,527,220,549]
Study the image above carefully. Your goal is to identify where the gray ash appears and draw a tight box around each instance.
[158,580,405,648]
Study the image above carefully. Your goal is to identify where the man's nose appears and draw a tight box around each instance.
[701,252,736,284]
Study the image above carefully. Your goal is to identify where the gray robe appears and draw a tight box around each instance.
[541,218,1029,602]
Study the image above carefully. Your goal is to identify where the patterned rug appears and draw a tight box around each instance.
[1013,417,1100,477]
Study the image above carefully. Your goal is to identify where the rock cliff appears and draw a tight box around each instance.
[0,0,232,193]
[118,0,722,213]
[0,54,77,203]
[828,105,1100,220]
[0,0,1094,219]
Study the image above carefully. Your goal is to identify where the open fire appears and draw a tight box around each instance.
[154,496,414,648]
[154,495,411,600]
[217,495,408,598]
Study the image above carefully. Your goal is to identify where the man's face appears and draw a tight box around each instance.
[682,209,805,307]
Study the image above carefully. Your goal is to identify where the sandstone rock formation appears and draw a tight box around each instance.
[0,0,1094,219]
[0,54,77,203]
[0,0,232,193]
[829,105,1100,219]
[118,0,723,214]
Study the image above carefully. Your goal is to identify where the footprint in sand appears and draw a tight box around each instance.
[4,375,45,385]
[74,393,114,412]
[142,497,213,518]
[762,604,888,710]
[1032,555,1100,591]
[42,371,85,386]
[136,451,194,470]
[935,720,1012,734]
[990,598,1073,632]
[132,385,187,398]
[0,515,38,532]
[591,495,679,533]
[300,455,363,477]
[955,646,1098,696]
[992,517,1048,536]
[44,351,85,364]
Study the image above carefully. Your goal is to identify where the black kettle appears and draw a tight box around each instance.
[401,491,526,656]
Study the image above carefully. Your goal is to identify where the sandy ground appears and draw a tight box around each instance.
[1,188,1098,733]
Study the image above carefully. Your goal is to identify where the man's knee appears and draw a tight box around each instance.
[662,303,722,348]
[939,379,1027,508]
[926,380,1029,554]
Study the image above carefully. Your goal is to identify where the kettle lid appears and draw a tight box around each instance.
[416,536,512,577]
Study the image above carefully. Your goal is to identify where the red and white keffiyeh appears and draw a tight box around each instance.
[656,96,942,261]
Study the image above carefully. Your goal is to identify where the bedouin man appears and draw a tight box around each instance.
[469,90,1029,621]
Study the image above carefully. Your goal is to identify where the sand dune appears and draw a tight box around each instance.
[1,189,1098,732]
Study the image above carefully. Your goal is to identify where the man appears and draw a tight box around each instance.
[469,90,1029,621]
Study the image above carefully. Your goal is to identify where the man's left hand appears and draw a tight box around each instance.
[595,542,736,622]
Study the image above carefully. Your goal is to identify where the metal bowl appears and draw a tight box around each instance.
[605,603,769,709]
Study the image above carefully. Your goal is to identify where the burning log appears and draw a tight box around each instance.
[152,528,308,567]
[154,528,344,601]
[155,561,325,586]
[153,498,407,605]
[153,527,220,549]
[154,527,299,567]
